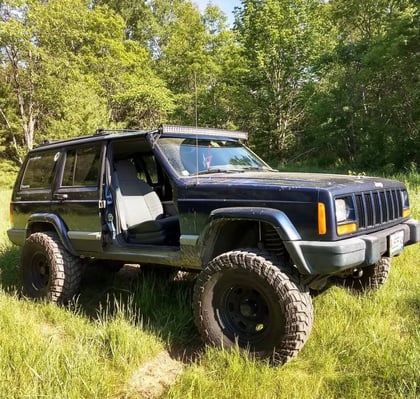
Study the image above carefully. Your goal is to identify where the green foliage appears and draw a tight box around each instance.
[0,0,173,155]
[304,0,419,171]
[111,76,174,129]
[39,75,109,140]
[235,0,333,159]
[1,0,419,173]
[0,160,19,188]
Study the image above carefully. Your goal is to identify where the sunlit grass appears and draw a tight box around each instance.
[0,291,164,398]
[167,248,419,399]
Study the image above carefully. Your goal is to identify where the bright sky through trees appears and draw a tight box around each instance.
[194,0,241,24]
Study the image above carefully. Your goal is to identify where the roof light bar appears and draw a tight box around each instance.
[160,124,248,140]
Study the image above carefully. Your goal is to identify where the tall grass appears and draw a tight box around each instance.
[0,171,419,398]
[0,292,164,398]
[167,247,419,399]
[1,189,166,398]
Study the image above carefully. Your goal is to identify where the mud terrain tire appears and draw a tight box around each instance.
[21,232,82,303]
[193,249,313,364]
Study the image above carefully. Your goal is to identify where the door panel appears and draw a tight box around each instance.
[53,144,105,253]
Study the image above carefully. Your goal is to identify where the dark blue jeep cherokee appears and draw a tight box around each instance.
[8,124,420,364]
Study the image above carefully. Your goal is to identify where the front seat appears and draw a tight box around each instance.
[113,160,179,245]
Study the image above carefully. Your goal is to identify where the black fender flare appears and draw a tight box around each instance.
[26,213,78,256]
[200,207,301,263]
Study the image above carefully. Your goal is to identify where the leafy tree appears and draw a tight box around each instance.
[150,1,208,125]
[235,0,331,160]
[92,0,157,42]
[0,0,38,152]
[98,0,244,128]
[2,0,417,172]
[197,4,245,129]
[305,0,419,171]
[0,0,173,158]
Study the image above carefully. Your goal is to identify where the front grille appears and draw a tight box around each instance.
[355,189,403,229]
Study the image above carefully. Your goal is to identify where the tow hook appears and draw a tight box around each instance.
[352,268,363,279]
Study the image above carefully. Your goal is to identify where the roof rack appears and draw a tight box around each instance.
[159,124,248,140]
[36,128,145,149]
[94,127,144,136]
[39,137,64,146]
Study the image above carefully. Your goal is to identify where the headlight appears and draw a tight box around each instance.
[335,197,353,223]
[401,190,411,218]
[335,197,357,235]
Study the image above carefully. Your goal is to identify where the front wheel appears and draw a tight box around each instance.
[20,231,82,303]
[193,249,313,364]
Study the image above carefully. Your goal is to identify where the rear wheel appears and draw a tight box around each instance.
[336,257,391,292]
[21,232,82,303]
[193,249,313,364]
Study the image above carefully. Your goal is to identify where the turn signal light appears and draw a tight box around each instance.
[337,223,357,235]
[318,203,327,235]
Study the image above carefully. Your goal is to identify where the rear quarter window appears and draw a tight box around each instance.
[20,151,60,189]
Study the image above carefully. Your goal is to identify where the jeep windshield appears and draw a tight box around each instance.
[157,137,272,176]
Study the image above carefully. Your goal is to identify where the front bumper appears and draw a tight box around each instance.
[286,219,420,275]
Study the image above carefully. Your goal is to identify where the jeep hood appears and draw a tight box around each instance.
[186,171,403,192]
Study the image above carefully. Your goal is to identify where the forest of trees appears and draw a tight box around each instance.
[0,0,419,171]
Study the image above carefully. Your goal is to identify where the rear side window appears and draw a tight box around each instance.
[21,151,60,189]
[62,145,102,187]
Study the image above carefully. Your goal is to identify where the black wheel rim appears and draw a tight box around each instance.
[30,252,50,291]
[214,276,281,346]
[222,286,268,340]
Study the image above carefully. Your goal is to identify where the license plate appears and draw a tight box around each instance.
[389,230,404,256]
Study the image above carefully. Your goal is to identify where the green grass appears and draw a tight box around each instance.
[0,160,19,189]
[0,294,163,398]
[166,245,419,399]
[0,174,419,398]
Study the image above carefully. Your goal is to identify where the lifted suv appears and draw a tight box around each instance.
[8,124,420,363]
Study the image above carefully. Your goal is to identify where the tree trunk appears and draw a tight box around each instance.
[7,46,36,151]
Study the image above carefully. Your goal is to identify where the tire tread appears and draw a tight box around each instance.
[21,231,82,303]
[193,248,313,364]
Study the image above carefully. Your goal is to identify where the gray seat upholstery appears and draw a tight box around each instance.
[114,160,179,244]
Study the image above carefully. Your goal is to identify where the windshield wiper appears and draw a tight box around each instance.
[196,168,246,175]
[241,166,277,172]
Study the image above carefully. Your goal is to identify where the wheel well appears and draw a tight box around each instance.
[203,221,289,264]
[27,222,56,236]
[26,221,77,256]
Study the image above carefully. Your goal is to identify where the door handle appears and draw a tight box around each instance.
[54,193,68,201]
